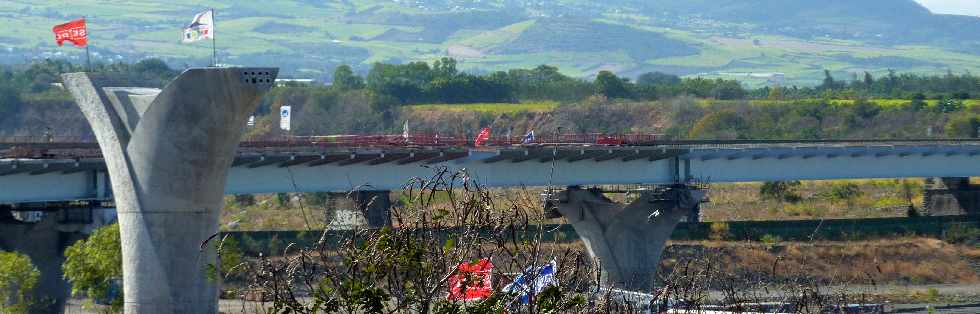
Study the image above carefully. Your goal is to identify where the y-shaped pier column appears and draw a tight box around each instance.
[555,185,705,291]
[63,68,276,313]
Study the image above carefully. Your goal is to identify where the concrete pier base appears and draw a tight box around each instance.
[554,185,705,291]
[325,191,391,229]
[355,191,392,228]
[63,68,275,313]
[924,177,980,216]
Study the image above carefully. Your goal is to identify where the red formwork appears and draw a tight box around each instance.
[237,133,665,149]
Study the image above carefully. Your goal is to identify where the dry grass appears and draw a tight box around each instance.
[220,179,932,230]
[701,179,924,221]
[665,238,980,285]
[221,194,328,231]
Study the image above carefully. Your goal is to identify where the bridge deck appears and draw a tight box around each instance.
[3,139,980,204]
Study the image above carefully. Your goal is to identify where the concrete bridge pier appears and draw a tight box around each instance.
[325,191,391,229]
[62,68,276,313]
[924,177,980,215]
[554,185,706,291]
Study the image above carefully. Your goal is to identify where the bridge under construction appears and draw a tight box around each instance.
[1,138,979,203]
[3,68,980,313]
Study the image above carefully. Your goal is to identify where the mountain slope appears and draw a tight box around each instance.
[0,0,977,86]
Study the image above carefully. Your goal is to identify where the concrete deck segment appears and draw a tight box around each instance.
[555,186,705,291]
[62,68,276,313]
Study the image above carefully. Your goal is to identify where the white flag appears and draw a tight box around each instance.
[279,106,291,131]
[402,120,410,140]
[182,9,214,43]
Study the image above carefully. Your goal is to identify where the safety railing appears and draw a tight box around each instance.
[6,133,980,159]
[240,133,667,149]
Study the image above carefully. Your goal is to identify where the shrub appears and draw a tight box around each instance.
[248,169,599,313]
[943,224,980,245]
[275,193,290,207]
[234,194,256,207]
[944,114,979,138]
[0,251,40,314]
[760,234,782,245]
[709,222,732,240]
[782,202,826,218]
[828,182,863,205]
[208,236,246,297]
[759,181,803,203]
[63,223,123,312]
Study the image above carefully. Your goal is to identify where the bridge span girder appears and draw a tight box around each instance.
[3,144,980,203]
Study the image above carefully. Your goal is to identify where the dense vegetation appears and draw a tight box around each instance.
[259,59,980,140]
[63,223,123,311]
[3,59,980,141]
[0,251,40,314]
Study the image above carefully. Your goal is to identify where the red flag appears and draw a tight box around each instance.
[53,19,88,47]
[447,259,494,301]
[474,127,491,147]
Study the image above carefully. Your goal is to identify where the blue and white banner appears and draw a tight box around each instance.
[521,130,535,144]
[503,260,557,304]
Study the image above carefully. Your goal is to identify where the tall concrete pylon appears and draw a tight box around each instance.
[63,68,277,313]
[554,185,705,291]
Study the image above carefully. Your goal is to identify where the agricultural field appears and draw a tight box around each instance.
[407,101,560,114]
[1,0,979,86]
[699,99,980,108]
[401,98,980,117]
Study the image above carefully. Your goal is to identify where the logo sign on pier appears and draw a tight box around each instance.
[279,106,291,131]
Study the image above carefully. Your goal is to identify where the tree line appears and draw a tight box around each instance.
[3,58,980,140]
[348,58,752,104]
[341,58,980,105]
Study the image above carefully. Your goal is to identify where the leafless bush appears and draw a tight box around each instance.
[236,167,601,313]
[229,168,878,313]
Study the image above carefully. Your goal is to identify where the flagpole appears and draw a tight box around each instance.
[85,45,92,72]
[84,16,91,72]
[211,8,217,67]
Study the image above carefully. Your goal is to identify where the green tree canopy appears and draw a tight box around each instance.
[63,223,123,310]
[945,114,980,138]
[0,251,40,314]
[594,70,630,99]
[331,64,365,91]
[636,71,681,87]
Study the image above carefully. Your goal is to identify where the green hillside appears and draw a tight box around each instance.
[0,0,978,86]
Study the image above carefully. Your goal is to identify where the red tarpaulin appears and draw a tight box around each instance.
[53,19,88,47]
[447,258,494,301]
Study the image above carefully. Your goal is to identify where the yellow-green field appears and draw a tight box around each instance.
[407,101,560,114]
[698,99,980,108]
[405,99,979,115]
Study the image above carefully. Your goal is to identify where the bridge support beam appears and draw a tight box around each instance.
[554,185,705,291]
[63,68,275,313]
